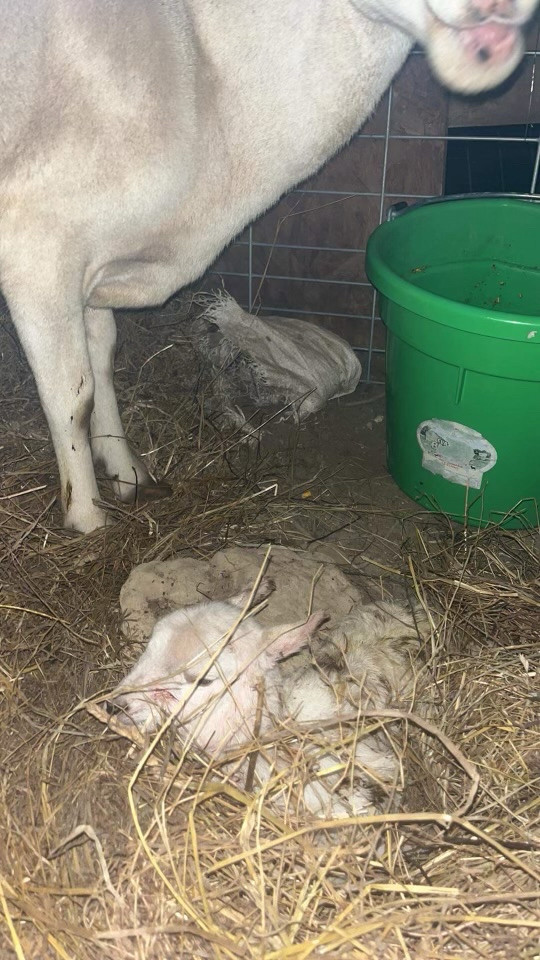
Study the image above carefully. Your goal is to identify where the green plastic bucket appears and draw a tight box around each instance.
[366,195,540,529]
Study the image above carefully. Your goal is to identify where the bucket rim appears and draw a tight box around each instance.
[366,196,540,342]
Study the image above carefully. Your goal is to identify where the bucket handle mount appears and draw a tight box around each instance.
[386,192,540,221]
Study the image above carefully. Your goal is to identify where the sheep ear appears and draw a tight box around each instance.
[267,611,329,662]
[227,576,276,610]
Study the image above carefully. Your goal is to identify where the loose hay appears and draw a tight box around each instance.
[0,302,538,958]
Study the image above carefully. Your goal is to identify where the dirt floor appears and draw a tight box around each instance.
[0,301,539,959]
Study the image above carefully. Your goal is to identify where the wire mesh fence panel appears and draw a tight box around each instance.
[208,25,540,383]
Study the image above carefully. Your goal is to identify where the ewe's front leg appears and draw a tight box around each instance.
[8,297,106,532]
[85,307,171,504]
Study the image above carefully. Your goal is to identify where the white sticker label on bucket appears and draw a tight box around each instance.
[417,419,497,490]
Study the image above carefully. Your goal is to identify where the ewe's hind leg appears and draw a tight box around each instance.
[85,307,170,503]
[7,292,106,533]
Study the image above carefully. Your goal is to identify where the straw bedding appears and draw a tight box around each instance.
[0,302,538,959]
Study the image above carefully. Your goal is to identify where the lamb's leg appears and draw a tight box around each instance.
[302,731,401,819]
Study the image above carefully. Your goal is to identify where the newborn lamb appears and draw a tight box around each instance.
[113,578,428,818]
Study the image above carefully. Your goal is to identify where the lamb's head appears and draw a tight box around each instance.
[356,0,538,94]
[112,579,327,753]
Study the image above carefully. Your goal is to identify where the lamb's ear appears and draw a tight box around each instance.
[266,611,329,662]
[228,576,276,610]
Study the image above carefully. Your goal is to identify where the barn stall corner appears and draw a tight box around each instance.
[0,3,539,959]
